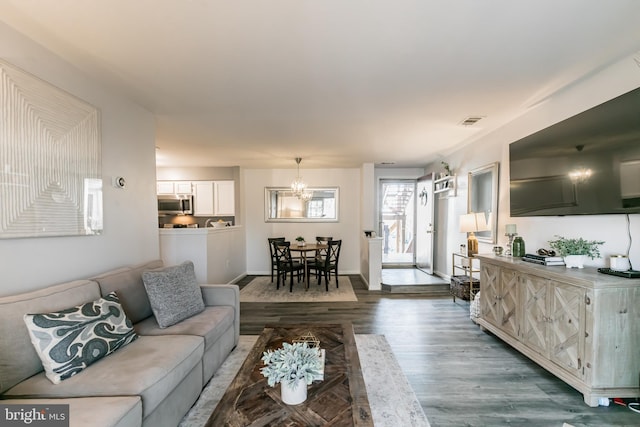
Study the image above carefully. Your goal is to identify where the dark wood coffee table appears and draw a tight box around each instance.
[205,323,373,426]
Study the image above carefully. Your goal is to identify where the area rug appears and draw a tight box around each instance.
[240,275,358,302]
[179,334,430,427]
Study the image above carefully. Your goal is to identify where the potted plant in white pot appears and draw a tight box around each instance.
[261,342,323,405]
[295,236,306,247]
[548,235,605,269]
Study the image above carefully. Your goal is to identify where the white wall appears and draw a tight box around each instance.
[242,168,361,275]
[430,51,640,278]
[0,21,159,296]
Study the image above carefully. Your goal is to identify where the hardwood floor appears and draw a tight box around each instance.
[237,275,640,427]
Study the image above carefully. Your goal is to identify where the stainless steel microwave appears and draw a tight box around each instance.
[157,195,193,215]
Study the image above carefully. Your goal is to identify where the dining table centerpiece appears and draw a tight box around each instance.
[260,341,323,405]
[295,236,306,247]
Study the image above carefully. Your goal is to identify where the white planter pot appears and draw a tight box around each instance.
[281,379,307,405]
[564,255,587,269]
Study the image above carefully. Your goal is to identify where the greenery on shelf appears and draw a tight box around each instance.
[260,342,323,387]
[441,161,452,176]
[548,235,605,259]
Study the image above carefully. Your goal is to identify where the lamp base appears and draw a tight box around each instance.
[467,233,478,256]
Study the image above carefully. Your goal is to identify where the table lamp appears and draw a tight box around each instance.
[459,213,490,256]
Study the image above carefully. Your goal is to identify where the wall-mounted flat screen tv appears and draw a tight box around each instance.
[509,86,640,217]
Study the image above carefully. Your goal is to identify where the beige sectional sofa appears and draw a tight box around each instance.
[0,260,240,427]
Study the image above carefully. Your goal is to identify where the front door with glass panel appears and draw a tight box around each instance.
[415,173,435,274]
[379,180,416,265]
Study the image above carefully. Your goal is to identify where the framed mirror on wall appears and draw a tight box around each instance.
[265,187,339,222]
[468,162,499,244]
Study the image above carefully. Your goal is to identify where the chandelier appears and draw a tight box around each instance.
[291,157,312,200]
[568,167,592,184]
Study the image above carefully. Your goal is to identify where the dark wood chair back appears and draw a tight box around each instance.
[274,241,304,291]
[308,239,342,291]
[315,236,333,244]
[268,237,286,282]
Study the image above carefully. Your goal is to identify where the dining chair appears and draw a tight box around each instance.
[307,236,332,277]
[274,241,305,291]
[268,237,286,282]
[311,236,332,265]
[307,239,341,291]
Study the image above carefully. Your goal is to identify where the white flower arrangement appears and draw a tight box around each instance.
[260,342,323,387]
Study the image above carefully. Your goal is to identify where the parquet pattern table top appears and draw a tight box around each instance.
[205,323,373,427]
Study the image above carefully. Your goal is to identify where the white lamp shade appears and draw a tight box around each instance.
[459,212,490,233]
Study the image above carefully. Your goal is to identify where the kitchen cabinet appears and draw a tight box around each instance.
[214,181,235,216]
[157,181,192,195]
[193,181,235,217]
[477,255,640,406]
[193,181,214,216]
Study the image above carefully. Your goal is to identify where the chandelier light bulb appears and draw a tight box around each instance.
[291,157,308,198]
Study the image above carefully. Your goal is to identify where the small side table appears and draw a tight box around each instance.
[451,253,480,302]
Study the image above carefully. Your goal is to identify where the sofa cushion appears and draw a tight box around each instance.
[92,260,163,324]
[23,292,138,384]
[0,280,101,394]
[142,261,205,328]
[135,306,234,351]
[3,335,204,420]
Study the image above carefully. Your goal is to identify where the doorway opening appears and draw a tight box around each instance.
[379,180,415,266]
[379,175,447,291]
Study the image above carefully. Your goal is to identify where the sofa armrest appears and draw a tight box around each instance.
[200,284,239,307]
[200,284,240,345]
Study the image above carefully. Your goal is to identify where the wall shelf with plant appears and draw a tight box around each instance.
[434,161,456,198]
[434,174,457,197]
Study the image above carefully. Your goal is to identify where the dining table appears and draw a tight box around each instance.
[289,242,328,288]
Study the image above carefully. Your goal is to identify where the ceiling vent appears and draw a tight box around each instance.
[459,116,484,126]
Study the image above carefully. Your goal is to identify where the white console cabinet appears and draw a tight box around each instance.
[476,255,640,406]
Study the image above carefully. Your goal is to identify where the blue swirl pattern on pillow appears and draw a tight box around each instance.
[23,292,137,384]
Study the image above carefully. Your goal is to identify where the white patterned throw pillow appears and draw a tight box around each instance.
[23,292,138,384]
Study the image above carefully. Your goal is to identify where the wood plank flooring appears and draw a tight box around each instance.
[237,275,640,427]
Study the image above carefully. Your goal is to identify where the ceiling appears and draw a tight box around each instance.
[2,1,640,169]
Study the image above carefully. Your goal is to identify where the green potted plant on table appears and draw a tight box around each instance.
[295,236,306,247]
[261,342,323,405]
[548,235,605,269]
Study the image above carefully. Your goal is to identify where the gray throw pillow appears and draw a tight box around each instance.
[142,261,205,328]
[23,292,138,384]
